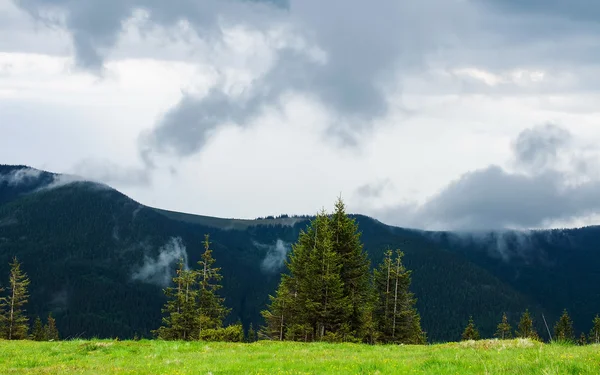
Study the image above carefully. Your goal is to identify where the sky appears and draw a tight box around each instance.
[2,0,600,231]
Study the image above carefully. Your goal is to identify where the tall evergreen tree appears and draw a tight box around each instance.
[330,198,371,339]
[589,315,600,344]
[262,210,351,341]
[301,212,350,340]
[153,258,198,340]
[461,317,480,341]
[554,309,574,342]
[516,309,539,340]
[31,316,46,341]
[197,234,230,335]
[373,249,425,344]
[0,257,30,340]
[45,313,59,341]
[261,275,296,340]
[495,313,513,340]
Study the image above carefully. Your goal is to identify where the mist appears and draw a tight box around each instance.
[256,239,290,273]
[132,237,189,286]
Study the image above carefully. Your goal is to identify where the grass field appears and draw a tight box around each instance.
[1,339,599,374]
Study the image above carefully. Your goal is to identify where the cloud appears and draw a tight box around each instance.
[16,0,283,70]
[255,239,290,273]
[132,237,188,286]
[512,124,572,171]
[354,179,393,199]
[377,125,600,230]
[72,158,151,186]
[0,167,43,185]
[14,0,482,160]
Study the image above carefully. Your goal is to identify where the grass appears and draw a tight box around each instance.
[1,339,600,374]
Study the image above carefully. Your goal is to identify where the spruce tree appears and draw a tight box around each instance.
[154,258,198,340]
[495,313,513,340]
[261,210,351,341]
[461,317,480,341]
[589,315,600,344]
[261,275,296,340]
[197,234,230,336]
[516,309,539,340]
[31,316,46,341]
[45,313,59,341]
[247,323,257,343]
[330,198,371,339]
[0,257,30,340]
[374,249,425,344]
[302,212,350,340]
[554,309,574,342]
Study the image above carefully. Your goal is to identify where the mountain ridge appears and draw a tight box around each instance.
[1,164,598,341]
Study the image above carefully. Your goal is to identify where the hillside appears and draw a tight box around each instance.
[0,165,598,341]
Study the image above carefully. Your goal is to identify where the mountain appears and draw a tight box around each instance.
[0,165,598,341]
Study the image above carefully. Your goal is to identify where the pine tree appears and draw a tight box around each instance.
[462,317,480,341]
[153,258,198,340]
[374,249,425,344]
[197,234,230,336]
[45,313,59,341]
[516,309,539,340]
[330,198,371,339]
[31,316,46,341]
[554,309,574,342]
[0,257,30,340]
[578,332,587,346]
[495,313,513,340]
[589,315,600,344]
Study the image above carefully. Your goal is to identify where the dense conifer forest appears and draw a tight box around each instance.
[2,165,600,343]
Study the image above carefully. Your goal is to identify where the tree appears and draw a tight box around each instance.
[495,313,513,340]
[462,317,480,341]
[330,198,372,339]
[261,275,296,340]
[374,249,425,344]
[554,309,574,342]
[45,313,59,341]
[0,257,30,340]
[31,317,46,341]
[578,332,587,346]
[261,210,351,341]
[247,323,257,343]
[589,315,600,344]
[153,258,198,340]
[516,309,539,340]
[197,234,230,336]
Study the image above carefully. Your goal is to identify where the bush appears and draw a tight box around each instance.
[199,324,244,343]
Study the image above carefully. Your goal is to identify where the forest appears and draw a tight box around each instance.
[2,164,600,342]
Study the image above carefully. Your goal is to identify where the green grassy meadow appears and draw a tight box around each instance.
[1,339,599,374]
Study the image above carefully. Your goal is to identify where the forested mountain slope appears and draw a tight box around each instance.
[0,165,597,341]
